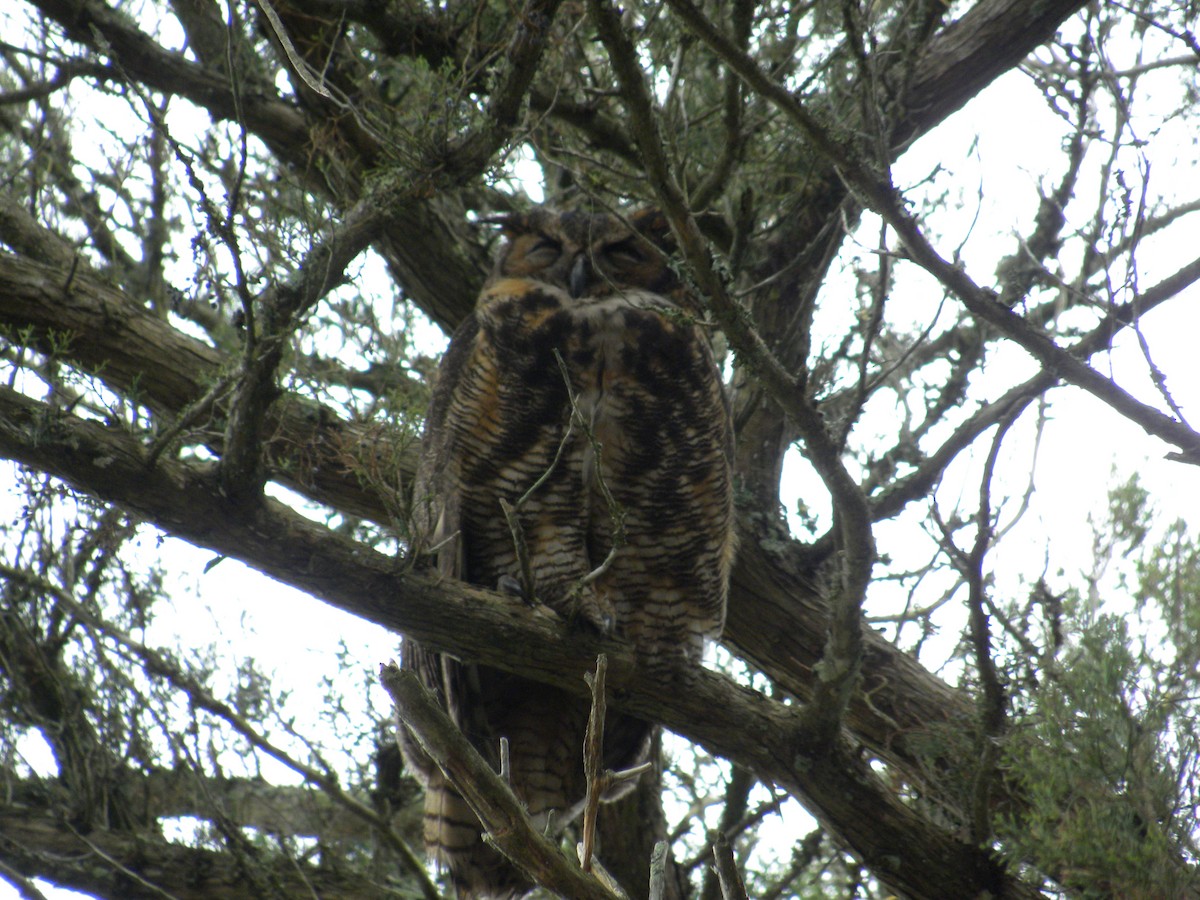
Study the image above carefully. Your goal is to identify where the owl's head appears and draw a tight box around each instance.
[486,207,679,299]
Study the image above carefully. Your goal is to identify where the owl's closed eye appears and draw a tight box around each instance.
[488,207,680,299]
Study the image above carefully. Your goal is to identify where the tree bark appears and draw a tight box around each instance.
[0,805,392,900]
[0,251,971,791]
[0,382,1039,900]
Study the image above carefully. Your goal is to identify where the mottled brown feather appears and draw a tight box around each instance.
[399,208,735,898]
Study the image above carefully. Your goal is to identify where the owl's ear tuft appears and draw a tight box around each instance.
[629,208,674,251]
[479,212,532,237]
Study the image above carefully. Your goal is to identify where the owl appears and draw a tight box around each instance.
[400,207,735,898]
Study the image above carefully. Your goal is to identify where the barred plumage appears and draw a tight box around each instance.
[399,207,735,898]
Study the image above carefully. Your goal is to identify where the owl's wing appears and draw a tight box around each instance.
[409,314,482,578]
[401,313,518,885]
[401,312,481,754]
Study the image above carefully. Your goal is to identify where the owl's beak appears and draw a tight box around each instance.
[568,253,591,298]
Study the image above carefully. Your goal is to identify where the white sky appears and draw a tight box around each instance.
[5,9,1200,900]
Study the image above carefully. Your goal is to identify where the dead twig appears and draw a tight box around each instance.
[580,654,652,874]
[649,841,670,900]
[710,830,749,900]
[381,662,621,900]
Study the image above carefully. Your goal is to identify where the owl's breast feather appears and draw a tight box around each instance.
[568,291,691,483]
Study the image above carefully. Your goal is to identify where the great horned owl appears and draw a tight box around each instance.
[400,207,735,898]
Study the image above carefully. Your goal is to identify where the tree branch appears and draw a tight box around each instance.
[0,805,396,900]
[902,0,1092,140]
[443,0,564,176]
[590,0,875,744]
[381,665,619,900]
[0,249,987,811]
[0,384,1040,899]
[0,252,416,519]
[0,767,422,854]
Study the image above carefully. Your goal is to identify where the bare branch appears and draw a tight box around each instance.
[381,664,620,900]
[668,0,1200,463]
[709,831,749,900]
[0,384,1041,900]
[589,0,875,745]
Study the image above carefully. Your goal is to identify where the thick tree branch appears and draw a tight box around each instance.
[0,767,422,852]
[0,250,1007,810]
[0,805,394,900]
[902,0,1092,140]
[0,253,416,519]
[0,384,1040,900]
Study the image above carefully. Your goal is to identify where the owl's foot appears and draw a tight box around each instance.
[537,582,615,635]
[496,573,527,599]
[568,589,616,635]
[498,575,615,634]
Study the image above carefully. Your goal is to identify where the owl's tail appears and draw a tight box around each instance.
[423,771,532,899]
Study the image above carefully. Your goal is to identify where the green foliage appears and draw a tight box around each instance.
[2,0,1200,896]
[997,479,1200,897]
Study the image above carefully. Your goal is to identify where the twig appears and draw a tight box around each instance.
[144,370,237,468]
[552,350,626,596]
[66,825,184,900]
[574,848,630,899]
[580,654,651,875]
[580,654,608,872]
[698,765,756,900]
[255,0,334,99]
[0,860,52,900]
[648,841,670,900]
[499,496,539,602]
[381,663,620,900]
[709,830,749,900]
[500,735,511,785]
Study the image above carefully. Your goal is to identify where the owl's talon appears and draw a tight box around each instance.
[571,592,616,636]
[497,573,526,599]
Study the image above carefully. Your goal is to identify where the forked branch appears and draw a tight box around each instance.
[381,663,621,900]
